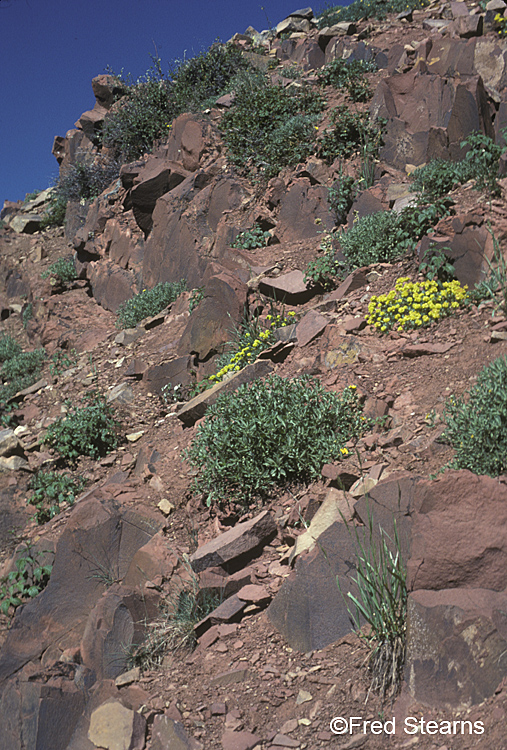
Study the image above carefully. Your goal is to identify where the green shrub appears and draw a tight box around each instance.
[42,257,77,283]
[28,471,87,524]
[0,545,54,616]
[220,70,323,177]
[317,58,376,102]
[304,233,342,290]
[116,279,187,329]
[418,245,456,283]
[339,210,411,267]
[104,45,250,162]
[316,105,383,164]
[41,160,120,228]
[328,173,356,224]
[0,348,46,406]
[42,392,119,463]
[22,303,33,329]
[0,335,21,364]
[443,356,507,476]
[231,224,271,249]
[317,0,429,25]
[185,375,367,506]
[367,276,469,332]
[412,131,505,199]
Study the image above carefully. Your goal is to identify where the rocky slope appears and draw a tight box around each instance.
[1,1,507,748]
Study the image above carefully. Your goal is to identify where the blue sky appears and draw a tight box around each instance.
[0,0,334,204]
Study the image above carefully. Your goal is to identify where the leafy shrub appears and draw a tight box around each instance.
[231,224,271,249]
[185,376,367,506]
[28,471,87,524]
[42,257,77,283]
[443,355,507,476]
[412,131,505,199]
[188,286,204,313]
[316,105,383,164]
[49,348,78,379]
[339,210,411,267]
[0,348,46,405]
[0,545,54,616]
[317,0,428,25]
[104,45,250,162]
[42,392,119,463]
[317,58,376,102]
[328,174,356,225]
[304,233,341,289]
[220,70,323,177]
[0,335,21,364]
[367,277,468,332]
[22,303,33,329]
[418,245,456,283]
[41,159,120,228]
[342,507,407,701]
[116,279,187,329]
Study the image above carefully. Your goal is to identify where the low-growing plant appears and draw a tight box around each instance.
[328,173,356,225]
[0,335,21,364]
[28,470,87,524]
[367,277,468,332]
[317,105,383,166]
[340,504,407,701]
[231,224,271,250]
[0,545,54,616]
[339,210,410,267]
[418,246,456,283]
[412,131,506,200]
[116,279,187,329]
[207,309,297,386]
[41,159,120,228]
[317,58,376,102]
[220,69,323,178]
[22,303,33,329]
[184,376,367,506]
[188,286,204,313]
[0,347,46,406]
[49,348,78,379]
[443,355,507,476]
[316,0,428,25]
[42,391,120,463]
[129,559,220,667]
[495,12,507,35]
[304,233,342,289]
[42,257,77,283]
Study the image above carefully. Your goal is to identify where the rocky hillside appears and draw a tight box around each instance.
[1,1,507,748]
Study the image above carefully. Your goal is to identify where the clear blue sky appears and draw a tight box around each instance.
[0,0,333,204]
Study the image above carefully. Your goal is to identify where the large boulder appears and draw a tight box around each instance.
[130,158,190,235]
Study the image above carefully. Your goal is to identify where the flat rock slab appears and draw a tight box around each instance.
[88,700,146,750]
[296,310,328,347]
[176,359,273,427]
[151,715,203,750]
[259,270,314,305]
[190,510,276,573]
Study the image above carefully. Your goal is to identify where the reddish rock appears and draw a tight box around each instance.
[87,260,136,313]
[401,341,455,357]
[130,159,190,235]
[406,587,507,708]
[190,510,276,573]
[151,714,202,750]
[275,180,334,243]
[92,73,125,110]
[259,270,313,306]
[236,584,271,604]
[142,356,193,395]
[221,730,261,750]
[296,310,328,346]
[177,270,247,360]
[165,113,217,171]
[408,471,507,592]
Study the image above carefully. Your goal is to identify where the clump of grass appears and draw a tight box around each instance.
[443,355,507,477]
[128,559,220,668]
[342,506,407,702]
[185,376,367,507]
[367,277,468,333]
[116,279,187,329]
[42,391,119,464]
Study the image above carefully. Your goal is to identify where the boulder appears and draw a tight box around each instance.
[275,180,334,243]
[87,260,136,313]
[259,270,313,305]
[142,356,193,396]
[151,714,202,750]
[165,113,217,172]
[88,700,146,750]
[189,510,276,573]
[130,159,190,235]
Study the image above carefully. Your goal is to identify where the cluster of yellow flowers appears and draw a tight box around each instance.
[495,12,507,34]
[209,312,297,384]
[367,277,468,333]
